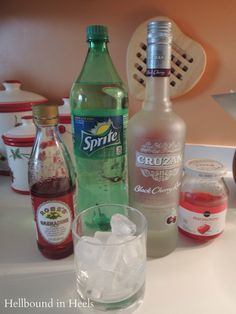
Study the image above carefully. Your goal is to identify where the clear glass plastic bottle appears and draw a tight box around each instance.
[128,21,186,257]
[28,104,76,259]
[178,159,228,240]
[70,25,128,212]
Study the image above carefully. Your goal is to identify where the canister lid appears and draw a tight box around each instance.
[2,116,35,146]
[0,80,47,112]
[184,159,227,178]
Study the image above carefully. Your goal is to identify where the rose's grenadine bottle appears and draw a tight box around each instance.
[28,104,76,259]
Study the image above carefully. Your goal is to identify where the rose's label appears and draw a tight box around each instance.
[73,115,127,159]
[32,193,74,246]
[178,204,227,236]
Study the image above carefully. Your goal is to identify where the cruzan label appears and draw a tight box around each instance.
[136,152,182,167]
[134,182,181,195]
[136,151,183,182]
[146,68,171,77]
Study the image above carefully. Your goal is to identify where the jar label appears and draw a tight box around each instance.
[73,115,127,159]
[178,204,227,236]
[32,193,74,245]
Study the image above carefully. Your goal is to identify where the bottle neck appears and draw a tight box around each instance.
[88,40,108,52]
[35,124,58,142]
[143,41,172,112]
[29,121,75,188]
[143,76,171,111]
[77,39,121,84]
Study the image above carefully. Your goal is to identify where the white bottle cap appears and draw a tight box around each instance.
[184,158,226,178]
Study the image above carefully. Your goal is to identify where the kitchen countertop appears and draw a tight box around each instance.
[1,144,236,314]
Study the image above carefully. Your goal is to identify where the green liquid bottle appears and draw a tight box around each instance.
[70,25,128,212]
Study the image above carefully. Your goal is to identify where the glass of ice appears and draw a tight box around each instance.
[72,204,147,312]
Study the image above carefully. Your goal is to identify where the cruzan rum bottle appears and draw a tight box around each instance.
[128,21,186,257]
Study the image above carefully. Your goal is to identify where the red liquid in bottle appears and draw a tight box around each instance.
[31,177,75,259]
[178,192,227,241]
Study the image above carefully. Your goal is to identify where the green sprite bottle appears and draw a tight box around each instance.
[70,25,128,212]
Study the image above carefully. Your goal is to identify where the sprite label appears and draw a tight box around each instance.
[73,115,127,158]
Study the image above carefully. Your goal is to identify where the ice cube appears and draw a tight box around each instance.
[116,262,146,292]
[89,286,102,300]
[82,233,146,303]
[98,234,125,271]
[110,214,137,236]
[122,236,146,267]
[94,231,112,243]
[75,236,102,269]
[86,269,132,302]
[86,269,114,301]
[109,242,146,296]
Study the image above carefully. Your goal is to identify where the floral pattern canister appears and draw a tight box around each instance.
[2,116,35,194]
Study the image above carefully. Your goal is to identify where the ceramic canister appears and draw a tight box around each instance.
[0,80,47,174]
[2,116,35,194]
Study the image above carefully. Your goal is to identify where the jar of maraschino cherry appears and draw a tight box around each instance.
[178,158,228,241]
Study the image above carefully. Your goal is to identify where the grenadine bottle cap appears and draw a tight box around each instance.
[32,104,59,126]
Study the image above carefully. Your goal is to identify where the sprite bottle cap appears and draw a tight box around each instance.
[86,25,109,41]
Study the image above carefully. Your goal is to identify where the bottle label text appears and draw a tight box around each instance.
[73,115,126,158]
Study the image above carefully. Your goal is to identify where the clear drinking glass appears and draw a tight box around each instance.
[72,204,147,312]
